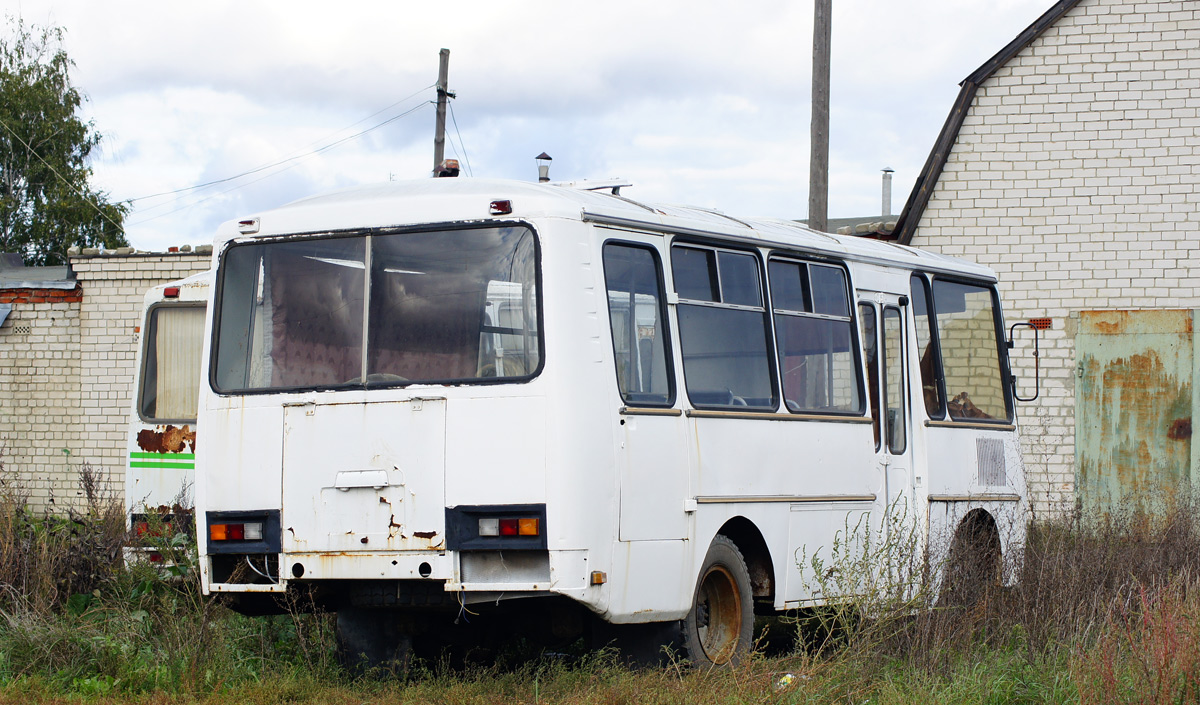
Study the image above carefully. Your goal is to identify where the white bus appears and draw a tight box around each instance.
[195,178,1030,667]
[126,271,210,554]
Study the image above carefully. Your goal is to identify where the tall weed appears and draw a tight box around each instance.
[1071,579,1200,704]
[0,455,339,696]
[0,459,125,615]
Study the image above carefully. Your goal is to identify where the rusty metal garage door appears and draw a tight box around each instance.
[1076,310,1194,514]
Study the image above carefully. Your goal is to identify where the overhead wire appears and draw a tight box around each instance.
[0,115,126,233]
[447,100,473,177]
[125,83,438,206]
[128,100,433,226]
[0,80,449,236]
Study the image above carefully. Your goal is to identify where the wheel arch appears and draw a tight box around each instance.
[952,507,1001,557]
[938,506,1003,603]
[715,516,775,606]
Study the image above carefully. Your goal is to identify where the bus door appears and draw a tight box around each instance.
[858,296,914,531]
[602,240,689,541]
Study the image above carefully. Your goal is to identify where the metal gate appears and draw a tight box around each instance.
[1076,310,1195,513]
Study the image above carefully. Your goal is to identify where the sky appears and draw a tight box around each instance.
[8,0,1055,252]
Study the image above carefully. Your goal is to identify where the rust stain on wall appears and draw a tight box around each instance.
[136,425,196,453]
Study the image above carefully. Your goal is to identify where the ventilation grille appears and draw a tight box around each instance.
[11,323,31,335]
[976,438,1006,486]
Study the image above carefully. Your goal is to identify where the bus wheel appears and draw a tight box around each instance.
[682,535,753,667]
[336,607,412,675]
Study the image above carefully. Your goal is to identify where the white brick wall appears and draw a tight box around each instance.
[0,252,209,512]
[910,0,1200,516]
[0,291,81,509]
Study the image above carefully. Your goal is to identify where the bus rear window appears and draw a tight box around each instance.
[212,226,539,392]
[140,305,205,422]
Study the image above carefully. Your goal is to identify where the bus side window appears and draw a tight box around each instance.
[671,246,776,411]
[602,243,674,406]
[858,304,880,450]
[882,306,907,454]
[932,279,1010,421]
[910,274,944,419]
[769,260,862,414]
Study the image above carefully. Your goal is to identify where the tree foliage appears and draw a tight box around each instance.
[0,17,127,266]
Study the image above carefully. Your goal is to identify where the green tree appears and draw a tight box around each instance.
[0,17,127,266]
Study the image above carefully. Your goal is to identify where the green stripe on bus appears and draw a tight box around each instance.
[129,461,195,469]
[131,452,195,460]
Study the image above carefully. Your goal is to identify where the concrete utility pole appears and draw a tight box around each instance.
[808,0,831,232]
[433,48,451,174]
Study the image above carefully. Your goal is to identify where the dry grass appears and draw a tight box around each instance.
[4,447,1200,702]
[0,458,126,615]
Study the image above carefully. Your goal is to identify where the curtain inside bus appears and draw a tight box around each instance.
[213,226,539,392]
[140,306,205,421]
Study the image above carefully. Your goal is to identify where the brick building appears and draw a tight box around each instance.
[894,0,1200,514]
[0,249,210,511]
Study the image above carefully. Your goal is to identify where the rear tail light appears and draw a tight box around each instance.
[478,517,500,536]
[209,521,264,543]
[479,516,540,538]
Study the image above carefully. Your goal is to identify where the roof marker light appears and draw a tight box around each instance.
[163,286,180,298]
[489,200,513,216]
[237,218,260,234]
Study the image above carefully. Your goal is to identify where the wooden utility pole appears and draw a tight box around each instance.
[808,0,831,232]
[433,48,450,174]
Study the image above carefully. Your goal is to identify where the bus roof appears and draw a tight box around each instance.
[213,178,995,282]
[142,269,213,306]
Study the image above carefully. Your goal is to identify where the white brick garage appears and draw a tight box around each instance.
[0,251,209,512]
[894,0,1200,515]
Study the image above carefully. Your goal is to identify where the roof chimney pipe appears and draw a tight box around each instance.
[882,167,894,217]
[536,153,553,183]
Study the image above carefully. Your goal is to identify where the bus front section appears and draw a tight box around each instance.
[197,223,552,633]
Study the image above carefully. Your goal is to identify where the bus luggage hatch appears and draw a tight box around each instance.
[281,398,447,554]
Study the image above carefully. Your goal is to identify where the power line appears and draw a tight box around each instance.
[125,83,437,204]
[129,101,433,226]
[0,115,125,233]
[447,100,473,177]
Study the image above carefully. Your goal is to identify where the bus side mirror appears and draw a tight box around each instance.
[1007,321,1040,403]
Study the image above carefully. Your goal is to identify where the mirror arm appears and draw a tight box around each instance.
[1008,321,1040,402]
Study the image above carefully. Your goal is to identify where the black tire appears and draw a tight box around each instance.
[335,607,412,676]
[682,535,754,667]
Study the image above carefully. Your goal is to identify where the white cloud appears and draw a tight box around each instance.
[10,0,1053,250]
